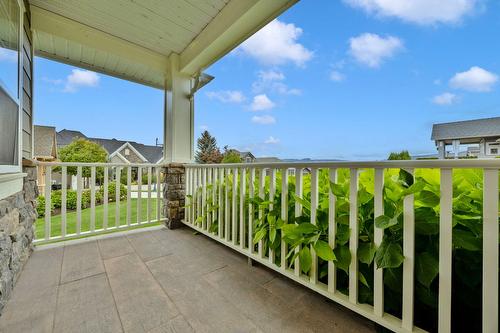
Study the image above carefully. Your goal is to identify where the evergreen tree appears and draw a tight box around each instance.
[195,131,222,163]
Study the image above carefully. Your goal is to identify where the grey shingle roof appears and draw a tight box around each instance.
[34,125,57,158]
[56,129,87,147]
[55,129,163,163]
[431,117,500,141]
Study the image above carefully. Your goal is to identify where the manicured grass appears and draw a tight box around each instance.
[35,198,160,240]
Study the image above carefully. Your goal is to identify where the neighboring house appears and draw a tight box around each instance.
[33,126,58,193]
[56,129,163,164]
[34,126,164,190]
[431,117,500,159]
[229,150,255,163]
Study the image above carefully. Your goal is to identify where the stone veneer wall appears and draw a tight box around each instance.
[0,167,37,312]
[162,163,185,229]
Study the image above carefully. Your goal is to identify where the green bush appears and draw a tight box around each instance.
[38,185,117,216]
[99,181,127,201]
[387,150,411,160]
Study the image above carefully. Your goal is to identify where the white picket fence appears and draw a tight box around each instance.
[35,161,164,243]
[184,159,500,333]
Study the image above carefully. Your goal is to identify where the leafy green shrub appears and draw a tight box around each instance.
[36,196,48,217]
[191,167,490,332]
[99,181,127,201]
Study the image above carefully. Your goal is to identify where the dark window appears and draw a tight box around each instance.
[0,0,20,168]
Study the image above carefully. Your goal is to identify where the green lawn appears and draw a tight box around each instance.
[35,198,161,240]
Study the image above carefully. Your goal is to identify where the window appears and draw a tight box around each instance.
[490,148,498,155]
[0,0,20,172]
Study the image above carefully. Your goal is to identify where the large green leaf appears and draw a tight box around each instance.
[415,252,439,287]
[333,245,351,273]
[417,190,440,207]
[359,272,369,288]
[291,193,311,211]
[415,207,439,235]
[358,187,373,205]
[313,240,336,261]
[375,215,399,229]
[375,237,404,269]
[402,181,426,196]
[295,223,318,234]
[453,229,482,251]
[399,169,414,188]
[330,182,346,197]
[253,228,267,245]
[358,242,377,265]
[299,246,312,274]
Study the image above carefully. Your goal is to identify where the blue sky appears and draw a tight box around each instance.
[31,0,500,160]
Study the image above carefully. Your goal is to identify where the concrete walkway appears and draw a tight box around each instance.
[0,227,376,333]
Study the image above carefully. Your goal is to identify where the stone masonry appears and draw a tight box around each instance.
[162,163,185,229]
[0,167,37,312]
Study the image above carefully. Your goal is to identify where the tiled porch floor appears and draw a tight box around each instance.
[0,226,375,333]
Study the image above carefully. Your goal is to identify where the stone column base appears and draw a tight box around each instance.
[0,166,37,312]
[162,163,185,229]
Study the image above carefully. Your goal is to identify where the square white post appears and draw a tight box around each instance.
[163,53,194,163]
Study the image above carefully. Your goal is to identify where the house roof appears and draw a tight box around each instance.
[34,125,58,159]
[56,129,163,163]
[431,117,500,141]
[29,0,297,88]
[56,129,87,147]
[238,151,255,159]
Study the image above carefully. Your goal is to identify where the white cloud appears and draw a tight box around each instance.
[264,136,280,144]
[449,66,498,92]
[432,92,458,105]
[259,70,285,81]
[343,0,479,25]
[250,94,276,111]
[199,125,209,131]
[64,69,100,93]
[239,19,313,67]
[206,90,246,103]
[349,33,403,68]
[252,115,276,125]
[252,70,301,95]
[0,48,17,62]
[330,70,345,82]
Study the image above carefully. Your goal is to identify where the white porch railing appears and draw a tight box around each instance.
[35,161,164,244]
[184,160,499,333]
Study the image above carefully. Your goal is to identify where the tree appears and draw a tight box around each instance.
[195,130,222,163]
[58,138,108,179]
[222,146,242,163]
[388,150,411,160]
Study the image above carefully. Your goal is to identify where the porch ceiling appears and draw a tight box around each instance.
[28,0,298,89]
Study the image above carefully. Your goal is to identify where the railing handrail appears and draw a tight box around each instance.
[35,161,163,168]
[185,158,500,169]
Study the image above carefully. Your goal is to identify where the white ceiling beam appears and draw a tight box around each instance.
[35,49,164,90]
[179,0,298,75]
[30,5,168,76]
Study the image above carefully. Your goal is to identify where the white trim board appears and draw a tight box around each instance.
[108,142,148,163]
[0,173,26,200]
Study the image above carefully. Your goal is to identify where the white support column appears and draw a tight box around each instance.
[438,141,446,159]
[163,53,194,163]
[452,139,460,159]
